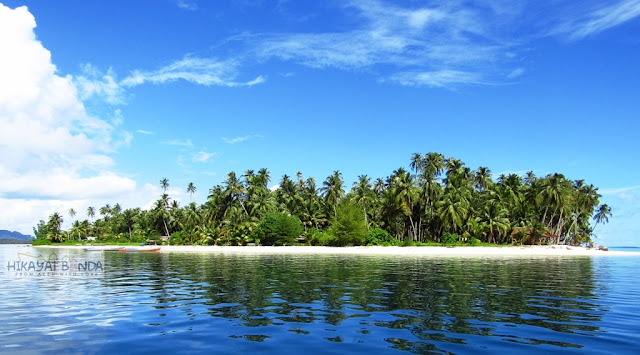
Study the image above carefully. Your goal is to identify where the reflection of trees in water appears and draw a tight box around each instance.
[103,253,603,350]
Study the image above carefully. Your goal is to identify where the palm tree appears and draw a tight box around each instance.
[112,203,122,216]
[154,194,171,237]
[160,178,169,192]
[437,183,471,236]
[423,152,445,179]
[393,169,418,240]
[121,209,137,240]
[321,170,344,217]
[474,167,492,192]
[410,152,423,175]
[87,206,96,221]
[479,200,510,244]
[67,208,77,240]
[223,172,249,215]
[592,204,612,232]
[187,182,196,202]
[47,212,64,242]
[99,204,111,220]
[351,175,374,230]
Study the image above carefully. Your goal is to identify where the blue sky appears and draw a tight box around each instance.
[0,0,638,245]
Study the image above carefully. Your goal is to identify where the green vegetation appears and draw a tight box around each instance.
[252,212,303,246]
[33,152,610,247]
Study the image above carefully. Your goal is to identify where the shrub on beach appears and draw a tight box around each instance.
[252,212,303,246]
[330,201,367,246]
[442,232,460,245]
[468,237,481,246]
[366,227,391,245]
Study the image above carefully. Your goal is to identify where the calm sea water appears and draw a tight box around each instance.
[1,245,640,354]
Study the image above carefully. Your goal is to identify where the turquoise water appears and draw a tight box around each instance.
[1,245,640,354]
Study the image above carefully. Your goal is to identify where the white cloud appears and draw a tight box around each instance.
[247,1,516,87]
[136,129,155,135]
[555,0,640,40]
[388,70,485,88]
[162,138,193,147]
[507,67,525,79]
[0,4,137,235]
[193,151,215,163]
[120,56,265,88]
[596,185,640,246]
[74,63,126,105]
[177,0,198,11]
[222,134,263,144]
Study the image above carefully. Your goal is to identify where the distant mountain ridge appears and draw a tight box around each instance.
[0,230,34,240]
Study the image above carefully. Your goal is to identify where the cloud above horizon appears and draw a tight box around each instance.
[0,4,141,234]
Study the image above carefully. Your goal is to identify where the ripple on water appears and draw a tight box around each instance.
[2,247,640,353]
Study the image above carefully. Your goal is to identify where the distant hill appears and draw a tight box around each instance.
[0,230,34,240]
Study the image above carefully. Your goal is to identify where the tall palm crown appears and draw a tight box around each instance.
[321,170,345,216]
[187,182,196,201]
[160,178,170,192]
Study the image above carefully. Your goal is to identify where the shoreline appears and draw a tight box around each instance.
[33,245,640,257]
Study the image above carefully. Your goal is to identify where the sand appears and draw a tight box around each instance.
[34,244,640,257]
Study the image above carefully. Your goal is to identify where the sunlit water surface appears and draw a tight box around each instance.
[1,245,639,354]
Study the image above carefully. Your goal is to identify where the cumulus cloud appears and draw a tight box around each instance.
[0,4,137,234]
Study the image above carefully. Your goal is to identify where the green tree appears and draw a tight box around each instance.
[252,212,303,246]
[87,206,96,221]
[351,175,374,230]
[187,182,196,202]
[47,212,64,242]
[330,201,367,246]
[161,178,170,192]
[321,170,345,218]
[592,204,612,232]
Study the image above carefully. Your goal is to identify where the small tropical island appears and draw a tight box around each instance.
[33,152,613,252]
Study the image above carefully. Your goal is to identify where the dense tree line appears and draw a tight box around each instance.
[34,152,611,246]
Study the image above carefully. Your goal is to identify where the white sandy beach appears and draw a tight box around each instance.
[34,245,640,257]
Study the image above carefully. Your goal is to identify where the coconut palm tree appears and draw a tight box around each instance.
[87,206,96,221]
[160,178,170,192]
[121,208,137,240]
[321,170,344,218]
[351,175,374,230]
[154,194,171,237]
[474,167,492,192]
[479,200,510,244]
[410,152,423,175]
[47,212,64,242]
[187,182,196,202]
[592,204,612,231]
[223,172,249,215]
[423,152,445,179]
[393,169,419,240]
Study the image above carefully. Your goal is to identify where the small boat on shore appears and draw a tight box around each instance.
[84,246,124,252]
[118,247,161,253]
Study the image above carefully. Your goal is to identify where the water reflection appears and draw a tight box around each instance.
[100,253,606,352]
[3,246,635,354]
